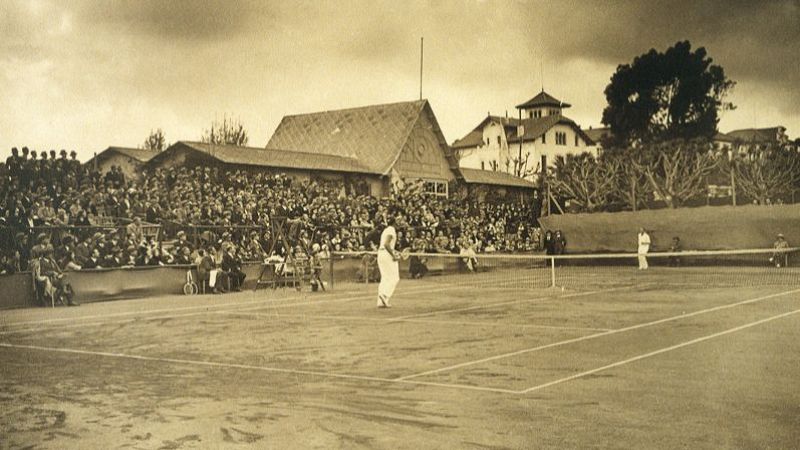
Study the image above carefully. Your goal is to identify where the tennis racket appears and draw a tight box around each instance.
[398,247,411,260]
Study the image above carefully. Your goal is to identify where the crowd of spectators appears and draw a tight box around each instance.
[0,147,542,276]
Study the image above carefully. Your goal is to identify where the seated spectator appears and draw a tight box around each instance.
[31,246,78,306]
[126,217,145,244]
[0,253,17,275]
[83,248,103,269]
[459,239,478,272]
[408,239,428,279]
[62,251,83,271]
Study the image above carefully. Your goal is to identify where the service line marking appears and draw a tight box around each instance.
[390,287,627,321]
[221,311,611,332]
[397,287,800,381]
[519,306,800,393]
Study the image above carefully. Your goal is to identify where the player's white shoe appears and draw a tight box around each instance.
[377,295,389,308]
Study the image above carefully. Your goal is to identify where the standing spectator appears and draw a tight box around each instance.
[770,233,789,268]
[543,230,554,255]
[668,236,682,267]
[637,227,651,270]
[553,230,566,255]
[222,244,245,291]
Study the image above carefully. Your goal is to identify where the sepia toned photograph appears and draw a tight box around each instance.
[1,1,799,448]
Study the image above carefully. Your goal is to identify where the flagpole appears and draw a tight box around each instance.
[419,37,424,100]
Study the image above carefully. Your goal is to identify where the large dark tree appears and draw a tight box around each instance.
[602,41,735,146]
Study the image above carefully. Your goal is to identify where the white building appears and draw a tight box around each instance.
[453,91,596,179]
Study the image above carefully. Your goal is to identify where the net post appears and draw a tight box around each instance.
[550,257,556,288]
[329,253,335,291]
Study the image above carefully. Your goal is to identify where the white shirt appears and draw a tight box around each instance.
[638,232,651,253]
[379,226,397,252]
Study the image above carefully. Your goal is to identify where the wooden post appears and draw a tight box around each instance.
[730,160,737,206]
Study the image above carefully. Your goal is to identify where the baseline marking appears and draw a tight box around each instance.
[0,342,518,395]
[397,287,800,381]
[520,306,800,393]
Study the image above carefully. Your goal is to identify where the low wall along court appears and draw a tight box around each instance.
[539,204,800,253]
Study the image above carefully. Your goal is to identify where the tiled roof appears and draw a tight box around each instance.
[584,127,612,144]
[452,115,512,149]
[713,132,735,143]
[458,168,537,188]
[452,114,595,148]
[162,141,369,173]
[516,91,571,109]
[92,147,159,164]
[725,127,786,144]
[266,100,429,175]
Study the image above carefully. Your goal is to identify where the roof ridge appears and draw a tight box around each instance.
[280,99,427,119]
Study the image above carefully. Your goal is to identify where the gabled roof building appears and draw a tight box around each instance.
[87,146,160,180]
[146,100,536,199]
[453,90,595,179]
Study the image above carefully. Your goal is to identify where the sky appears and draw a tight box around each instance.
[2,0,798,161]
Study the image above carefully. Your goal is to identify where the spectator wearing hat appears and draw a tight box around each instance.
[771,233,789,268]
[32,244,78,306]
[222,244,245,291]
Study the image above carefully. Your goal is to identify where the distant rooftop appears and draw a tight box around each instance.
[515,90,571,110]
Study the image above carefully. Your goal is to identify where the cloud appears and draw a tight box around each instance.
[1,0,798,160]
[72,0,277,42]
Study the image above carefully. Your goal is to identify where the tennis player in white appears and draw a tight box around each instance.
[377,215,400,308]
[637,227,651,270]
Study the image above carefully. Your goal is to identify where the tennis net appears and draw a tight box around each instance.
[329,247,800,291]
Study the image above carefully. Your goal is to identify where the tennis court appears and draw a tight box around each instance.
[2,253,799,449]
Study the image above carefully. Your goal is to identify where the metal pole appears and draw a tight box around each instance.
[329,252,334,291]
[550,257,556,288]
[518,107,523,177]
[419,37,424,100]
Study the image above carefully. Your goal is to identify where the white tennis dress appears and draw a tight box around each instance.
[637,231,651,270]
[377,225,399,305]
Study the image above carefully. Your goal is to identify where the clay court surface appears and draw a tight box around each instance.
[2,267,800,449]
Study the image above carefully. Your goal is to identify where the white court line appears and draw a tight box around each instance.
[0,280,470,329]
[0,342,518,395]
[397,287,800,381]
[222,311,611,332]
[391,287,626,321]
[519,306,800,394]
[0,285,458,336]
